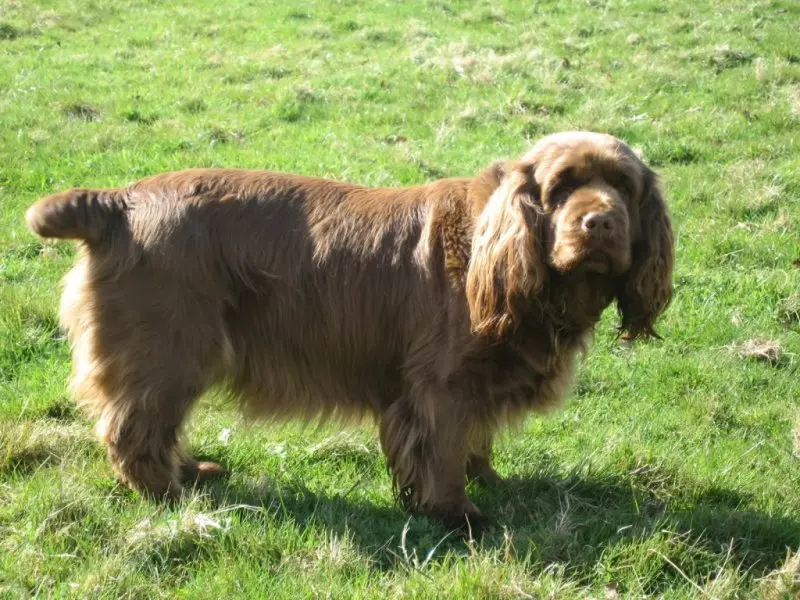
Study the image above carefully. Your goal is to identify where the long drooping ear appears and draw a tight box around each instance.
[616,169,675,340]
[466,163,547,339]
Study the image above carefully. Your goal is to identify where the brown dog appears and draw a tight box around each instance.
[26,131,674,526]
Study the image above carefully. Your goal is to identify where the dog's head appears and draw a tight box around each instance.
[467,131,674,340]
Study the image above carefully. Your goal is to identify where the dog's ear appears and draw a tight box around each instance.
[616,169,675,340]
[466,161,546,339]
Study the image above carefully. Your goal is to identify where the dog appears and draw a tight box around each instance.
[26,131,674,526]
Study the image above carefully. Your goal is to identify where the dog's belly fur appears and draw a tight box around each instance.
[223,283,410,421]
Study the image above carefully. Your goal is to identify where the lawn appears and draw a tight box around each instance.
[1,0,799,597]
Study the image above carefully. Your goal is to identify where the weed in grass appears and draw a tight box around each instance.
[778,296,800,327]
[0,22,21,40]
[121,108,159,125]
[711,44,754,73]
[273,87,322,123]
[62,101,101,122]
[180,98,207,114]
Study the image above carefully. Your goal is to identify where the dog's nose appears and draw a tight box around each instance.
[581,212,614,234]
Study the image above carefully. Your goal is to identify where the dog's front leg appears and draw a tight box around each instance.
[379,385,481,530]
[466,428,503,487]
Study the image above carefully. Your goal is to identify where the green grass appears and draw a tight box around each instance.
[1,0,799,597]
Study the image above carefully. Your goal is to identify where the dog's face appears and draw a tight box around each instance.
[528,132,653,277]
[467,131,675,340]
[543,169,632,276]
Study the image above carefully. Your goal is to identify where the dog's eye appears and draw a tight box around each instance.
[549,182,576,205]
[616,180,635,199]
[551,189,568,205]
[606,172,636,200]
[549,168,582,205]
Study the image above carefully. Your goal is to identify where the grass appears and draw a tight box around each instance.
[1,0,799,597]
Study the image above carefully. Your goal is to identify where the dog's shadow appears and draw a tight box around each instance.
[195,460,798,583]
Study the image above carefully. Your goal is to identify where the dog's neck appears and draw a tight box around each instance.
[540,270,616,331]
[485,272,615,396]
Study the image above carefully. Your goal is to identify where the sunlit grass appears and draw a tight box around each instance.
[1,0,798,597]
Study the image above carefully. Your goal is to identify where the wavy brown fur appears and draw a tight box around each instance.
[25,131,674,525]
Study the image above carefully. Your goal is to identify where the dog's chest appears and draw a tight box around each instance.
[489,326,583,402]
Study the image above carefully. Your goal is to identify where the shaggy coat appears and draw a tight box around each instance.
[26,131,674,525]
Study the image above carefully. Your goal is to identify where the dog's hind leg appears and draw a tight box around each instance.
[97,380,200,498]
[65,272,228,499]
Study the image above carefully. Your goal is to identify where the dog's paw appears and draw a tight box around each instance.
[180,459,229,484]
[466,457,504,488]
[472,468,504,488]
[426,499,489,537]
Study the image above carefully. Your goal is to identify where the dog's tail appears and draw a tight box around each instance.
[26,188,127,243]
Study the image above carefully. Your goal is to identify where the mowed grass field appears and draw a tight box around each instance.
[1,0,799,597]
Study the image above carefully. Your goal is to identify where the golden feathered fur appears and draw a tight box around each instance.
[26,131,674,525]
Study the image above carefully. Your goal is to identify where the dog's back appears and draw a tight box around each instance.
[26,170,469,436]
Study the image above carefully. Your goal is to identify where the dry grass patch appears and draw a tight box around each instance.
[0,422,93,474]
[758,549,800,600]
[777,295,800,327]
[734,339,783,365]
[62,101,100,122]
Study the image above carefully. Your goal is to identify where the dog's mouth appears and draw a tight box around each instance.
[581,250,611,273]
[551,244,629,275]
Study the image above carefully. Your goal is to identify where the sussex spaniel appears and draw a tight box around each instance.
[26,131,674,526]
